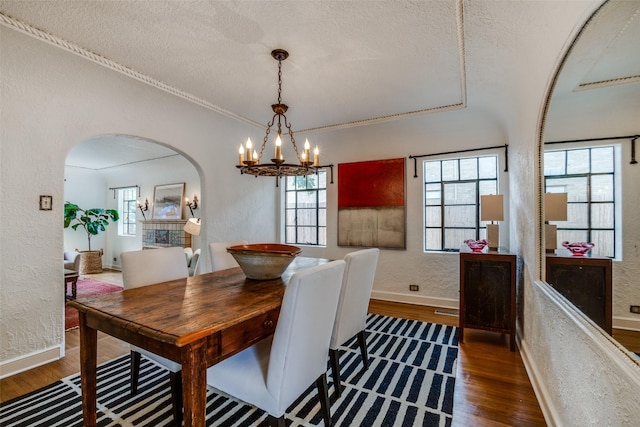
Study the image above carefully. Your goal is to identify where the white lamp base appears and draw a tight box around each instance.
[487,224,499,251]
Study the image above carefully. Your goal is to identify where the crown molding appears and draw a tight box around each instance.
[1,1,467,133]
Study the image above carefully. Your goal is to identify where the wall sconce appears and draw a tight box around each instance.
[544,193,568,253]
[186,195,199,218]
[137,198,149,220]
[481,194,504,251]
[183,217,201,236]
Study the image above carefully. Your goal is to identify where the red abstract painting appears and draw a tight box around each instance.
[338,158,406,248]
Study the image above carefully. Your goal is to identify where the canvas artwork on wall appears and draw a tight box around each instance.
[152,182,185,220]
[338,158,406,249]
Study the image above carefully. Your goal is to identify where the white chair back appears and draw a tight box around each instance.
[266,259,346,413]
[189,248,201,276]
[330,248,380,349]
[121,247,189,289]
[209,240,248,272]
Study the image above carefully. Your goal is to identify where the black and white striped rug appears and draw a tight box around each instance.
[1,314,458,427]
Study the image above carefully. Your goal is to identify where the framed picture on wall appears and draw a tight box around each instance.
[337,158,406,249]
[152,182,185,219]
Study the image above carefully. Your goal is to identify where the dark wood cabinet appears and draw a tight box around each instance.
[545,255,612,334]
[459,251,516,351]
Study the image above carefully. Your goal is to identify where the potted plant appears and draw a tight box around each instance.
[64,202,119,274]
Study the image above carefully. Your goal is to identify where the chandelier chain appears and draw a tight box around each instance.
[277,59,283,104]
[237,49,322,184]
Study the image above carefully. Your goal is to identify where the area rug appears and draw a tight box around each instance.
[1,314,458,426]
[65,278,123,330]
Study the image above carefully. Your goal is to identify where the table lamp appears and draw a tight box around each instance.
[183,217,201,236]
[481,194,504,251]
[544,192,567,253]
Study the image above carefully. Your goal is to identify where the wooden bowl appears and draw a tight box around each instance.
[227,243,302,280]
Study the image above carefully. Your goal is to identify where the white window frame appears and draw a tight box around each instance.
[117,187,138,237]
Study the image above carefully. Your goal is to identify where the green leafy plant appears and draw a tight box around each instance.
[64,202,119,251]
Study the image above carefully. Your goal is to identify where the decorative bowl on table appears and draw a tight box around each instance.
[227,243,302,280]
[464,239,489,253]
[562,241,594,256]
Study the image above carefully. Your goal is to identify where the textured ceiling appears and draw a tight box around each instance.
[1,0,638,169]
[0,0,465,132]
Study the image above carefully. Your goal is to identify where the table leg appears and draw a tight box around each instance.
[79,312,98,426]
[72,277,78,299]
[181,339,207,426]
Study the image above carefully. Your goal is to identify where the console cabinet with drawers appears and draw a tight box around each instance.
[459,251,517,351]
[545,254,612,335]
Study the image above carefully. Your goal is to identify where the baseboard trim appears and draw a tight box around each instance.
[518,336,559,426]
[613,316,640,332]
[371,290,458,310]
[0,345,62,379]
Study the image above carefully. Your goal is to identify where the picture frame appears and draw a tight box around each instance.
[152,183,185,220]
[39,195,53,211]
[337,158,406,249]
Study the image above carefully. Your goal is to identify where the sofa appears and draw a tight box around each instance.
[64,251,82,272]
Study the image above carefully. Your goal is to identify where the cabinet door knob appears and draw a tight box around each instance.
[263,319,273,329]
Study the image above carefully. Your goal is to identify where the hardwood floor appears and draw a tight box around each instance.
[1,272,546,426]
[368,300,546,427]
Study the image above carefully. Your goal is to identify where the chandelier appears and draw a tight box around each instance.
[237,49,321,184]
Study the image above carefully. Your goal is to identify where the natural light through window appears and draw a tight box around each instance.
[284,172,327,246]
[423,156,498,252]
[118,187,137,237]
[544,145,618,258]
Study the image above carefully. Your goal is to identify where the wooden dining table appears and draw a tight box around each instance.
[67,256,328,426]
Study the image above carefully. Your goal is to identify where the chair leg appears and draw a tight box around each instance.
[357,330,369,370]
[316,373,332,427]
[268,415,286,427]
[130,350,141,395]
[169,371,183,426]
[329,348,341,399]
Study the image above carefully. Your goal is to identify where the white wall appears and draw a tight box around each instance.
[297,109,509,308]
[4,2,640,423]
[523,280,640,425]
[0,26,277,371]
[63,168,108,253]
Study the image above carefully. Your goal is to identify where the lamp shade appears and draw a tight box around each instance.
[545,193,568,221]
[184,218,201,236]
[480,195,504,221]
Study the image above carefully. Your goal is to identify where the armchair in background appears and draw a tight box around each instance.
[63,251,82,272]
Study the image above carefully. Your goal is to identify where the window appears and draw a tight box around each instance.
[544,146,618,258]
[118,187,138,237]
[284,172,327,246]
[423,156,498,251]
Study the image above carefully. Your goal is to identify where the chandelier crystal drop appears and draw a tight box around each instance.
[236,49,321,184]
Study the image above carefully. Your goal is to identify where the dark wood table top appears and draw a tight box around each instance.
[68,255,330,427]
[67,256,329,347]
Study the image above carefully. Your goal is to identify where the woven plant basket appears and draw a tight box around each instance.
[79,250,103,274]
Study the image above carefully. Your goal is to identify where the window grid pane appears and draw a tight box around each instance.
[544,146,616,258]
[423,155,498,252]
[284,172,327,246]
[119,188,137,237]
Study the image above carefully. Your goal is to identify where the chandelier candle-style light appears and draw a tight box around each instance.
[237,49,321,185]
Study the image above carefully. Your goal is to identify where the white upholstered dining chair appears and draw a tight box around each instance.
[329,248,380,398]
[206,259,346,427]
[120,246,189,424]
[208,240,248,272]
